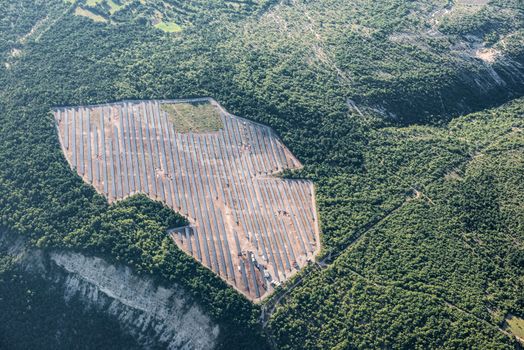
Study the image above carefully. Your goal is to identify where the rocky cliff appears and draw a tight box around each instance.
[0,233,219,350]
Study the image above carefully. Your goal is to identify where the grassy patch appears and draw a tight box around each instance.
[162,102,223,133]
[86,0,103,6]
[506,315,524,339]
[107,0,124,14]
[69,1,183,31]
[74,7,107,22]
[154,21,182,33]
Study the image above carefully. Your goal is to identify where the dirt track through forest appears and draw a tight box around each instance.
[260,126,520,331]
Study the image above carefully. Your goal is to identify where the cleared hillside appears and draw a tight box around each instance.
[0,0,523,348]
[54,99,319,300]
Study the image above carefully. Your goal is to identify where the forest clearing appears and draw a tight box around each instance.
[53,98,320,300]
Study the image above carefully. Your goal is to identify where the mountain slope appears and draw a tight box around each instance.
[0,0,522,348]
[268,98,524,349]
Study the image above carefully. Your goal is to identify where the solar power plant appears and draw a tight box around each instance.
[53,98,320,300]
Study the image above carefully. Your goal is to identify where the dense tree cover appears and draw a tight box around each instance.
[269,273,512,349]
[215,0,524,126]
[268,99,524,349]
[0,1,62,61]
[316,99,524,252]
[0,0,523,348]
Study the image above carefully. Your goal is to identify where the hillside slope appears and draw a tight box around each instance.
[0,0,522,348]
[268,98,524,349]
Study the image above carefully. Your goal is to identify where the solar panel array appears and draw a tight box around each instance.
[53,99,320,300]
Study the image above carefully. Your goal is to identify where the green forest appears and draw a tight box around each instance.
[0,0,523,348]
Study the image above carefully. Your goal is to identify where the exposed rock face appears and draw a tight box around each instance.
[0,234,219,350]
[51,252,219,350]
